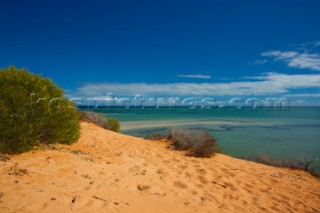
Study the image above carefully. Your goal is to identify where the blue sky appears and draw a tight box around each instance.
[0,0,320,105]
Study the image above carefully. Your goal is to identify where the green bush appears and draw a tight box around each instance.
[107,117,120,132]
[170,128,219,157]
[0,66,80,153]
[79,111,120,132]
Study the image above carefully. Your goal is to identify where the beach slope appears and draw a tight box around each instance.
[0,121,319,213]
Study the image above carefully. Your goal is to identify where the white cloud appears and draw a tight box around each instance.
[289,99,320,106]
[261,51,299,59]
[287,53,320,71]
[288,40,320,48]
[300,41,320,47]
[251,59,268,65]
[177,74,211,79]
[218,77,233,80]
[283,93,320,97]
[72,72,320,97]
[261,50,320,71]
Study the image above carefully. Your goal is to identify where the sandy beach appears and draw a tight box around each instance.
[120,119,254,131]
[0,121,319,213]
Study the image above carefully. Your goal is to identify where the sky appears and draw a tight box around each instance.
[0,0,320,106]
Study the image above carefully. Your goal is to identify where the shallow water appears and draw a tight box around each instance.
[84,107,320,170]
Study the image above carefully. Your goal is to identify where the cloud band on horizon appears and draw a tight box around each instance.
[176,74,211,79]
[71,72,320,97]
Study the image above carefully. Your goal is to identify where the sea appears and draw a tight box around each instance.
[80,106,320,170]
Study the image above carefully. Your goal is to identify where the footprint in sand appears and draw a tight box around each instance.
[173,181,188,189]
[137,184,151,191]
[190,189,198,195]
[155,153,164,158]
[198,175,208,184]
[184,172,193,179]
[197,168,207,175]
[78,197,108,209]
[179,165,188,170]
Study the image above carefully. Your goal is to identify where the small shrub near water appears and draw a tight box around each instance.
[79,111,120,132]
[107,117,120,132]
[79,111,109,129]
[170,128,219,157]
[246,153,282,167]
[245,153,320,178]
[144,133,169,140]
[0,66,80,154]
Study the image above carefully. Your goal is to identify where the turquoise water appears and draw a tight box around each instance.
[84,107,320,169]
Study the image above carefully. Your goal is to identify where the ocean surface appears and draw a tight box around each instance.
[83,107,320,170]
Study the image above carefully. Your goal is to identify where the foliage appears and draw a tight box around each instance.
[0,66,80,153]
[170,128,219,157]
[79,111,110,129]
[79,111,120,132]
[144,133,169,140]
[246,153,282,167]
[245,153,319,178]
[107,117,120,132]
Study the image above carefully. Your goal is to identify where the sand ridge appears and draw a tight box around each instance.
[0,121,319,213]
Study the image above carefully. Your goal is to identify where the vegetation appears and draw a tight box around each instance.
[0,66,80,153]
[245,153,319,178]
[79,111,109,129]
[170,128,219,157]
[79,111,120,132]
[107,117,120,132]
[144,133,169,140]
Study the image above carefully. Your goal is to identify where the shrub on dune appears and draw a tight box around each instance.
[107,117,120,132]
[79,111,110,129]
[79,111,120,132]
[246,153,281,167]
[246,153,320,177]
[170,128,219,157]
[144,133,169,140]
[0,66,80,153]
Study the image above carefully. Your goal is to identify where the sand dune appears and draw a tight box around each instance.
[0,121,319,213]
